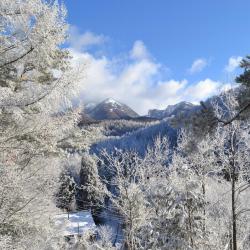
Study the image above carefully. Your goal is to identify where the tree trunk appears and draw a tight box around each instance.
[232,171,237,250]
[230,128,237,250]
[202,180,206,235]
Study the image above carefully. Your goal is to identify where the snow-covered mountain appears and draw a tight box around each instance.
[86,98,139,120]
[84,102,98,114]
[81,99,198,123]
[148,101,197,119]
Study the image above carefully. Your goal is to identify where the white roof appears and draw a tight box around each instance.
[54,211,96,236]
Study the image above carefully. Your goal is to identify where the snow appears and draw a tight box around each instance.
[85,102,97,109]
[54,211,96,236]
[104,98,120,105]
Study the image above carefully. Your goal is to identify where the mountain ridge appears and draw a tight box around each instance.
[148,101,198,119]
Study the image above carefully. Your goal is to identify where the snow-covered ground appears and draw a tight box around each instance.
[54,211,96,236]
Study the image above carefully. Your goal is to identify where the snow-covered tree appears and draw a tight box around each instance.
[140,120,248,250]
[99,149,149,250]
[0,0,82,248]
[170,92,250,250]
[138,136,207,249]
[74,225,117,250]
[211,123,250,250]
[56,170,77,213]
[78,153,104,215]
[209,92,250,250]
[93,136,171,249]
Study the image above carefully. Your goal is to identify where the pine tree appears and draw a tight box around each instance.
[78,154,104,216]
[56,171,76,213]
[235,55,250,120]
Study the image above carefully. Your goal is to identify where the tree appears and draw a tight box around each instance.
[168,161,206,249]
[73,225,116,250]
[173,122,250,249]
[96,136,188,250]
[171,115,250,250]
[199,55,250,127]
[0,0,82,248]
[235,55,250,120]
[77,153,105,225]
[56,170,77,213]
[99,149,149,250]
[211,123,250,250]
[199,90,250,250]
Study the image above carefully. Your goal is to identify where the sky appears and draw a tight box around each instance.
[64,0,250,115]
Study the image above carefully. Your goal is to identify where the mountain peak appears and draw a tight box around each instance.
[85,98,139,120]
[103,98,121,105]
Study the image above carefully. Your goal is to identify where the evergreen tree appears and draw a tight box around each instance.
[78,154,104,212]
[56,171,76,212]
[235,55,250,119]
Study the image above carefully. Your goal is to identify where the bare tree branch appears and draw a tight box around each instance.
[201,101,250,126]
[0,46,34,68]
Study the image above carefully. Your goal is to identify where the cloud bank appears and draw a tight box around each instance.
[69,30,229,115]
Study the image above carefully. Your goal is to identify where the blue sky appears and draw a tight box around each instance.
[64,0,250,114]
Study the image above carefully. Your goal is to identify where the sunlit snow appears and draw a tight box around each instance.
[54,211,96,236]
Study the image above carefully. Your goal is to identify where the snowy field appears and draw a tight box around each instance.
[54,211,96,236]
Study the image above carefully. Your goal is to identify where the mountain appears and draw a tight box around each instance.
[84,102,98,114]
[148,101,197,119]
[86,98,139,120]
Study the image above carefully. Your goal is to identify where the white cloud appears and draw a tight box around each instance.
[224,56,242,72]
[188,58,207,74]
[69,38,228,115]
[183,79,223,101]
[69,26,107,51]
[130,40,149,60]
